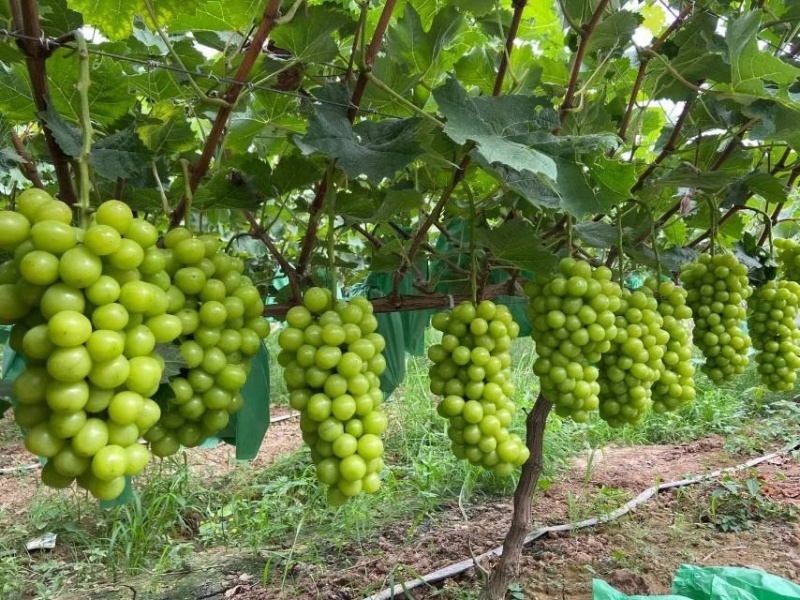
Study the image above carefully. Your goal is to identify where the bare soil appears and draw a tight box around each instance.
[2,410,799,600]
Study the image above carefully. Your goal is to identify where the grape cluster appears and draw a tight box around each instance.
[1,190,270,500]
[644,279,696,413]
[596,287,667,427]
[748,279,800,391]
[139,226,270,457]
[524,258,623,422]
[277,287,388,506]
[774,238,800,282]
[2,192,171,499]
[428,300,528,475]
[680,253,752,383]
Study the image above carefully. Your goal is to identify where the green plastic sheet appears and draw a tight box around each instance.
[593,565,800,600]
[218,341,271,460]
[357,272,410,399]
[592,580,689,600]
[671,565,800,600]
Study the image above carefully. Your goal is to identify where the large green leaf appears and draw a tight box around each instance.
[170,0,261,32]
[39,0,84,35]
[137,101,197,154]
[585,10,642,54]
[66,0,185,41]
[478,220,557,273]
[47,55,132,127]
[296,84,428,181]
[433,78,558,179]
[270,5,352,64]
[387,4,465,81]
[726,11,800,104]
[0,63,35,123]
[91,127,154,181]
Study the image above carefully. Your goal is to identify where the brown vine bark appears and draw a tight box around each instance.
[10,130,44,189]
[479,394,553,600]
[294,0,398,279]
[168,0,283,228]
[10,0,76,204]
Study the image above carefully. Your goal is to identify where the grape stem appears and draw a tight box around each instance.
[706,197,717,256]
[464,180,478,305]
[325,163,338,300]
[179,159,193,232]
[74,30,93,229]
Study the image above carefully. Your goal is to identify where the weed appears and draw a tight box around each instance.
[700,471,796,532]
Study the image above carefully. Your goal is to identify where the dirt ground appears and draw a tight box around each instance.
[2,411,799,600]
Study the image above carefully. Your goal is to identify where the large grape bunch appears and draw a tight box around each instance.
[524,258,623,422]
[644,278,696,414]
[428,300,528,474]
[1,191,173,500]
[0,190,270,500]
[277,287,388,506]
[773,238,800,283]
[138,226,270,457]
[680,253,752,383]
[747,279,800,392]
[596,287,668,427]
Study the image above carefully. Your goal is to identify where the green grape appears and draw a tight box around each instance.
[645,278,696,413]
[748,279,800,392]
[525,258,623,421]
[774,238,800,283]
[277,288,387,504]
[429,300,527,474]
[680,252,752,383]
[596,287,666,427]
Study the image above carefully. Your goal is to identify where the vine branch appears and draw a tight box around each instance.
[295,0,398,280]
[243,210,302,302]
[617,1,696,142]
[10,130,44,188]
[10,0,76,205]
[168,0,284,228]
[557,0,612,128]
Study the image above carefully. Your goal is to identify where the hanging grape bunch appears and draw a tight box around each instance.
[747,279,800,392]
[680,253,752,383]
[428,300,528,474]
[596,286,669,428]
[277,287,388,506]
[773,238,800,283]
[0,190,270,501]
[644,278,696,413]
[524,258,623,422]
[139,226,270,457]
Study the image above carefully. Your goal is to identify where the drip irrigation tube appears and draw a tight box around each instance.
[365,440,800,600]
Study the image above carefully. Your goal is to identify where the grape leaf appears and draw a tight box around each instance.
[386,4,465,80]
[478,221,557,273]
[0,63,35,124]
[40,102,82,158]
[91,127,154,181]
[170,0,261,32]
[39,0,84,35]
[296,85,427,181]
[433,78,558,179]
[726,11,800,104]
[66,0,185,41]
[575,221,618,249]
[270,5,352,64]
[585,10,642,54]
[155,343,188,384]
[137,102,197,154]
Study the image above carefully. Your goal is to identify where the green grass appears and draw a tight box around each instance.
[1,337,799,598]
